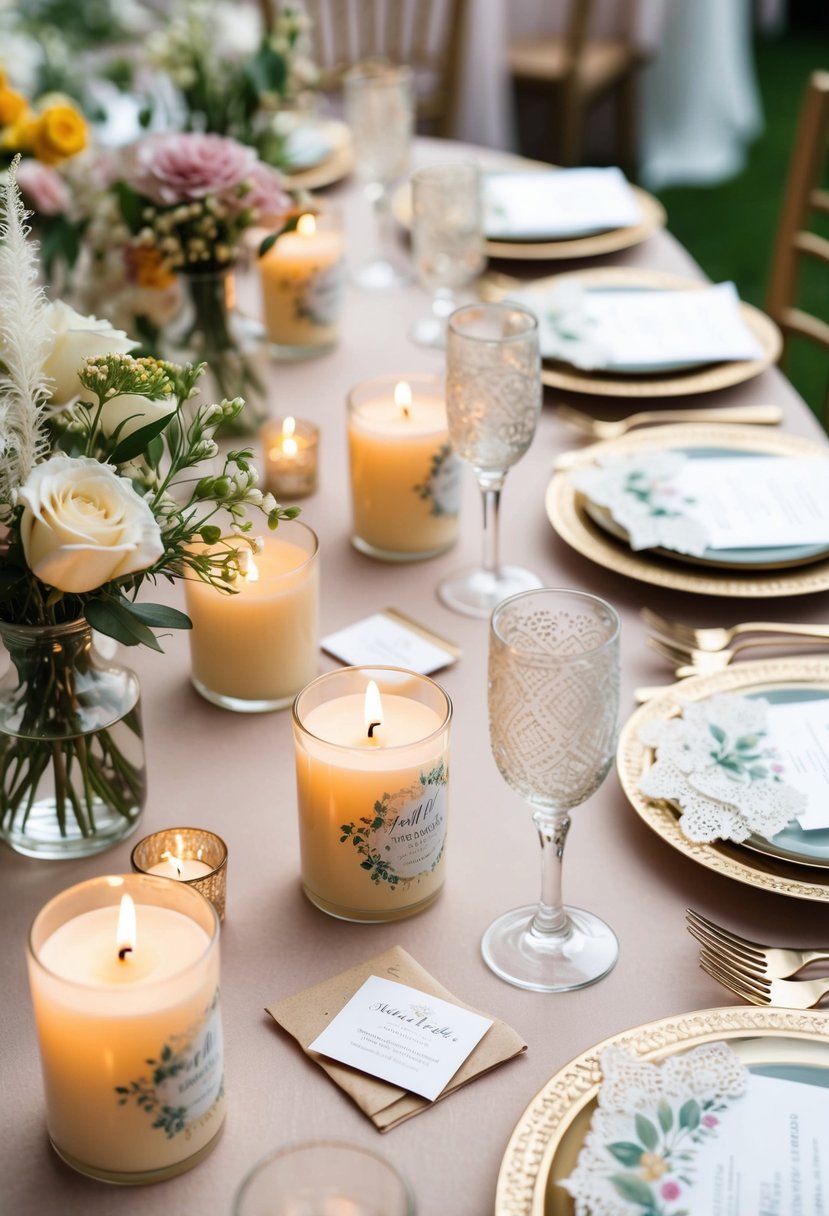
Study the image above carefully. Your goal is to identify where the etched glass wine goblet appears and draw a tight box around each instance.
[410,162,485,348]
[483,588,621,992]
[344,61,414,291]
[438,302,542,617]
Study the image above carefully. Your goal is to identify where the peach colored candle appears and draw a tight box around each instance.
[348,375,460,560]
[184,522,319,711]
[26,875,223,1184]
[259,212,344,355]
[293,668,452,922]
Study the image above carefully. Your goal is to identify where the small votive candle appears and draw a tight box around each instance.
[293,666,452,923]
[259,208,344,359]
[348,373,461,561]
[131,828,229,922]
[184,520,320,713]
[261,416,320,499]
[26,874,224,1184]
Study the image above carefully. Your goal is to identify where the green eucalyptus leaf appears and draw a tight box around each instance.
[110,411,176,465]
[635,1113,659,1151]
[85,599,163,652]
[120,601,192,631]
[259,212,302,258]
[679,1098,701,1130]
[607,1142,645,1167]
[610,1173,655,1206]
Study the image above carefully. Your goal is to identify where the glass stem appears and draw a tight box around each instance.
[370,184,392,258]
[478,472,505,577]
[531,809,572,937]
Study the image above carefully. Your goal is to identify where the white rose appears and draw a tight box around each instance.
[100,393,177,440]
[43,301,138,407]
[19,456,164,594]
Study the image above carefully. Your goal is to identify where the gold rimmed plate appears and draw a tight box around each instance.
[511,268,780,397]
[546,424,829,597]
[616,656,829,899]
[391,180,665,261]
[279,119,354,191]
[495,1006,829,1216]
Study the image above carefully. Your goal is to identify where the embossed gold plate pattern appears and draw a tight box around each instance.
[532,268,781,397]
[391,182,666,261]
[616,657,829,901]
[495,1006,829,1216]
[545,424,829,598]
[279,120,354,191]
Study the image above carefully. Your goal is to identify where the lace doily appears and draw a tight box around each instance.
[561,1042,749,1216]
[571,453,711,555]
[513,281,614,370]
[638,693,806,843]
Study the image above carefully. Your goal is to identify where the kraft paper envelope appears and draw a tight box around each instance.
[266,945,527,1131]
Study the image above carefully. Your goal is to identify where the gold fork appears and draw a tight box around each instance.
[556,402,783,441]
[646,633,829,678]
[687,909,829,980]
[641,607,829,652]
[698,951,829,1008]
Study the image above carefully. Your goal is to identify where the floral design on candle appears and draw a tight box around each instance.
[259,210,344,357]
[261,415,319,499]
[293,667,452,922]
[348,374,461,561]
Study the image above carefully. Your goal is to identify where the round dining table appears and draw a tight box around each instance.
[3,136,827,1216]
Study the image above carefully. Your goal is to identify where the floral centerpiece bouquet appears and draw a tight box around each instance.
[0,161,296,858]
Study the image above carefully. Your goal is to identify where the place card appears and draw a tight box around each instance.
[308,975,493,1101]
[766,698,829,830]
[321,609,460,675]
[484,167,642,239]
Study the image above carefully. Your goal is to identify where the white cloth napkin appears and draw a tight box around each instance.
[483,167,642,239]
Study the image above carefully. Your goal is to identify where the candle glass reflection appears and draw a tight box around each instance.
[261,416,319,500]
[131,828,228,922]
[348,374,460,561]
[293,666,452,922]
[184,520,319,713]
[27,874,224,1184]
[259,207,344,359]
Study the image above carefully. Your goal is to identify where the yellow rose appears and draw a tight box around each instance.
[32,104,88,164]
[0,87,27,127]
[126,245,177,290]
[19,456,164,594]
[1,111,37,153]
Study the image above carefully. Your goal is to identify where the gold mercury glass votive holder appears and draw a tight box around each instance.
[261,416,320,499]
[131,828,228,922]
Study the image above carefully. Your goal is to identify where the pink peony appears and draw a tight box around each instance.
[660,1181,681,1201]
[701,1114,719,1128]
[16,159,71,216]
[126,133,259,206]
[241,160,292,222]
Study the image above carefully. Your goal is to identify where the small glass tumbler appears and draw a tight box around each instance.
[348,373,460,561]
[184,520,319,713]
[293,666,452,922]
[259,207,345,359]
[261,416,320,500]
[131,827,228,922]
[233,1140,415,1216]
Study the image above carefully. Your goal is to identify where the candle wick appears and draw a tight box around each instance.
[367,720,382,738]
[402,406,410,420]
[118,946,133,961]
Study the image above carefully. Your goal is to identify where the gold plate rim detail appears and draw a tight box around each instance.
[279,119,354,191]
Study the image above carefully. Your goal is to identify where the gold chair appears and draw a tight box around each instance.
[507,0,644,173]
[295,0,468,137]
[765,70,829,416]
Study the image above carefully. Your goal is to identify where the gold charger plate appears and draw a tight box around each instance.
[616,656,829,901]
[391,180,665,261]
[495,1005,829,1216]
[545,423,829,598]
[525,268,781,397]
[280,119,354,191]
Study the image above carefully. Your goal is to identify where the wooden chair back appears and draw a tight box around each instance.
[766,70,829,416]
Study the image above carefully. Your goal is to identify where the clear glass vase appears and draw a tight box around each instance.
[0,620,146,860]
[163,266,267,437]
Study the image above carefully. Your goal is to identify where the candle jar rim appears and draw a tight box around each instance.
[189,519,319,579]
[292,664,452,749]
[130,827,228,881]
[347,371,444,404]
[28,873,219,993]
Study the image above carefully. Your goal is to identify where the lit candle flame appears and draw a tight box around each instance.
[238,548,260,583]
[297,213,317,237]
[116,893,136,961]
[365,680,383,739]
[394,381,412,420]
[160,849,184,879]
[281,416,299,458]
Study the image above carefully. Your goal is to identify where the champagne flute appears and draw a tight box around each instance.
[483,588,621,992]
[438,302,542,617]
[410,162,485,348]
[344,60,414,291]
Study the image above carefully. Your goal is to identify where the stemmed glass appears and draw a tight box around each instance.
[344,61,414,290]
[483,589,621,993]
[438,302,542,617]
[410,163,485,348]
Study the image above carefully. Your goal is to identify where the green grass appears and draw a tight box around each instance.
[651,32,829,424]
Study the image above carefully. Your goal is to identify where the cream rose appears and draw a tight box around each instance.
[43,301,138,407]
[100,393,177,440]
[19,456,164,593]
